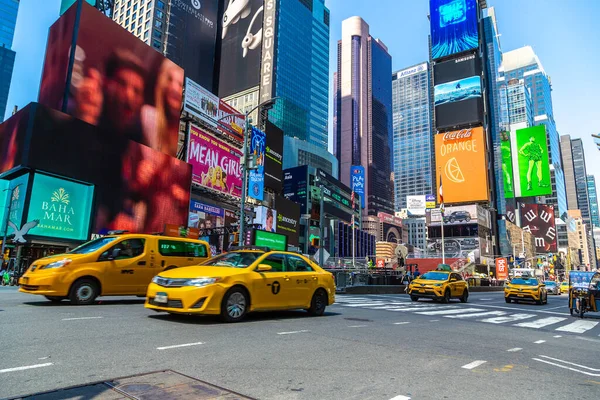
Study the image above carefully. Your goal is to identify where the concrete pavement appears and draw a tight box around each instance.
[1,287,599,399]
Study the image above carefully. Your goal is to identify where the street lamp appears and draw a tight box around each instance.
[216,97,280,243]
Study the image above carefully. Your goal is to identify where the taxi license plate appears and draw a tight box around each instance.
[155,292,168,303]
[419,290,425,293]
[517,294,524,297]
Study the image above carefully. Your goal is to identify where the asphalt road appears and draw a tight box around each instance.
[1,286,600,400]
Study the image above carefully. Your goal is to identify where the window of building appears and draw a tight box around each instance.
[155,20,163,29]
[156,9,164,19]
[157,0,165,10]
[133,4,138,11]
[125,18,129,25]
[126,9,130,16]
[152,39,161,49]
[132,12,136,20]
[153,29,162,39]
[144,30,149,40]
[145,21,150,29]
[137,27,141,35]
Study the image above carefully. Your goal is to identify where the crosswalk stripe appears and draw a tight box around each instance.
[416,308,484,316]
[555,320,599,334]
[446,311,507,319]
[389,306,458,312]
[480,313,536,324]
[343,303,388,307]
[514,317,567,329]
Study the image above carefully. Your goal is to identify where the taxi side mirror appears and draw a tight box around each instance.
[257,264,272,272]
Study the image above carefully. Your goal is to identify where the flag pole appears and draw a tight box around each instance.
[439,174,445,264]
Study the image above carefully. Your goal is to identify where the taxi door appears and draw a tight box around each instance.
[251,254,295,310]
[285,254,317,307]
[100,238,150,295]
[450,273,465,296]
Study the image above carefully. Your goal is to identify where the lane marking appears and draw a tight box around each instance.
[532,358,600,377]
[555,320,599,334]
[478,298,492,301]
[0,363,53,374]
[544,305,566,310]
[538,355,600,371]
[514,317,567,329]
[347,325,368,328]
[465,303,570,316]
[506,348,522,352]
[480,313,536,324]
[534,340,546,344]
[554,335,562,338]
[343,303,388,307]
[156,342,204,350]
[393,322,410,325]
[462,360,487,370]
[61,316,103,321]
[388,396,411,400]
[388,306,452,312]
[276,330,309,335]
[416,308,483,316]
[446,311,506,319]
[429,320,440,322]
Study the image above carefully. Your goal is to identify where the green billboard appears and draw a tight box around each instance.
[0,174,30,237]
[512,125,551,198]
[26,174,94,241]
[254,230,287,251]
[60,0,96,15]
[500,132,514,199]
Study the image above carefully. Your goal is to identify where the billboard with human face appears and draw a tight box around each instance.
[187,125,243,197]
[189,200,226,255]
[519,203,557,253]
[430,0,479,60]
[253,206,277,233]
[500,131,515,199]
[218,0,263,98]
[264,121,284,192]
[248,126,266,201]
[434,75,483,129]
[165,0,219,91]
[512,125,552,197]
[39,3,184,157]
[435,127,489,204]
[26,174,94,241]
[184,78,219,128]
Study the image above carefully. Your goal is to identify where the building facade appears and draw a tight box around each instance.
[503,46,567,219]
[505,79,534,126]
[283,136,338,179]
[391,62,433,212]
[113,0,164,50]
[0,0,19,122]
[571,138,592,225]
[334,16,394,218]
[587,175,600,229]
[560,135,578,210]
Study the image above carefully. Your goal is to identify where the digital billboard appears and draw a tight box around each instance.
[0,173,30,238]
[430,0,479,60]
[283,166,309,210]
[2,103,192,235]
[184,78,220,128]
[60,0,95,15]
[165,0,219,91]
[264,121,284,192]
[248,126,266,201]
[406,195,426,216]
[500,131,515,199]
[433,53,481,84]
[218,100,245,142]
[511,125,552,197]
[187,125,243,197]
[275,195,301,247]
[0,103,29,176]
[434,76,483,129]
[426,237,480,258]
[218,0,263,98]
[254,229,287,251]
[427,205,477,226]
[26,174,94,241]
[435,127,489,204]
[351,165,366,209]
[253,206,277,233]
[519,203,557,253]
[189,200,228,255]
[39,3,183,157]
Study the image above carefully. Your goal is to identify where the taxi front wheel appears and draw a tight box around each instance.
[307,289,327,316]
[220,287,248,323]
[69,279,98,305]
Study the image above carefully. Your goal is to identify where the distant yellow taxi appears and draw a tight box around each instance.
[145,247,336,322]
[560,281,570,293]
[408,271,469,303]
[504,277,548,305]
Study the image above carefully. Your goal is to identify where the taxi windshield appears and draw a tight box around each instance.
[544,281,556,286]
[511,278,538,286]
[419,272,449,281]
[201,252,261,268]
[68,237,117,254]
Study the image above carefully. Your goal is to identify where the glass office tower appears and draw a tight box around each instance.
[504,46,568,218]
[391,62,433,211]
[268,0,330,150]
[587,175,600,228]
[0,0,19,122]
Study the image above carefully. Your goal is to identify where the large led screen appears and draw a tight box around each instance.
[26,174,94,241]
[519,203,557,253]
[500,131,515,199]
[0,107,28,175]
[434,76,483,129]
[435,127,489,204]
[430,0,479,60]
[264,121,284,192]
[511,125,552,197]
[218,0,263,98]
[39,3,184,157]
[187,125,243,198]
[433,53,481,85]
[165,0,219,90]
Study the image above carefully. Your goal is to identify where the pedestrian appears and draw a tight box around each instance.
[414,267,420,278]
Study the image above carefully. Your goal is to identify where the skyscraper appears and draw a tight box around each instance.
[0,0,19,122]
[560,135,578,210]
[503,46,567,218]
[334,16,394,219]
[587,175,600,228]
[391,62,433,211]
[505,79,534,126]
[570,138,592,225]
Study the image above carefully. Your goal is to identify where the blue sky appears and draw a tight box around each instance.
[6,0,600,182]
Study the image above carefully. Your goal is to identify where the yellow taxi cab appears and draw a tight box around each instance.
[408,270,469,303]
[19,234,211,305]
[504,276,547,305]
[145,247,336,322]
[560,281,570,294]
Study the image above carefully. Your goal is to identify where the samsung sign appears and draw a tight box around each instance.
[396,63,428,79]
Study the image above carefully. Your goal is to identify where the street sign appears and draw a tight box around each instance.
[496,258,508,280]
[314,249,330,264]
[376,259,385,268]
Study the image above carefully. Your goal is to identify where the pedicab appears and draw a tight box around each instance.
[568,271,600,318]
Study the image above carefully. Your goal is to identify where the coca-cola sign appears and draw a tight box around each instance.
[442,129,473,141]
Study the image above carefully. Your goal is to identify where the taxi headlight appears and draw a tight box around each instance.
[434,283,443,287]
[184,277,221,287]
[151,276,161,284]
[40,259,72,270]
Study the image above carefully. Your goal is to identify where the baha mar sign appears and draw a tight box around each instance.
[26,174,94,241]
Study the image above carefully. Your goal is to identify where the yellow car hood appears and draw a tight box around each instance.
[412,279,447,285]
[507,284,539,290]
[158,265,248,279]
[32,253,89,266]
